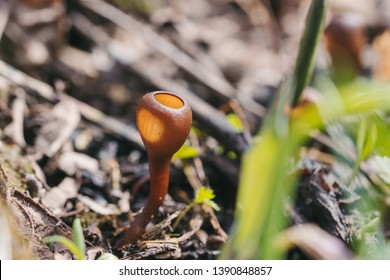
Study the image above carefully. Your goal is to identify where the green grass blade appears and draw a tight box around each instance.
[72,218,86,257]
[220,131,282,259]
[43,235,85,260]
[221,1,325,259]
[292,0,325,106]
[356,118,377,163]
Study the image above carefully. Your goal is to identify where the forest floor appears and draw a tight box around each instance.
[1,0,390,260]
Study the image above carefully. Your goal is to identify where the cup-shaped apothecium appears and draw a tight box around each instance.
[120,91,192,245]
[137,91,192,159]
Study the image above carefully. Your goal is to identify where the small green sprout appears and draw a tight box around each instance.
[193,186,220,211]
[172,186,220,231]
[172,129,202,161]
[44,218,119,260]
[226,113,244,133]
[43,218,86,260]
[172,141,200,160]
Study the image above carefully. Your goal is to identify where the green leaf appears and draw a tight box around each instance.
[72,218,85,256]
[292,0,325,106]
[356,118,377,163]
[194,187,220,211]
[227,151,237,160]
[172,142,200,160]
[43,235,85,260]
[226,113,244,133]
[173,187,220,230]
[194,186,215,203]
[190,127,203,138]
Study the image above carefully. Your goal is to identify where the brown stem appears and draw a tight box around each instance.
[121,156,170,244]
[119,91,192,245]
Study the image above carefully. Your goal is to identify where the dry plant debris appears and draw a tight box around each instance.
[0,0,390,260]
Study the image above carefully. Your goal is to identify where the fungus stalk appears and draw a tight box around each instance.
[120,91,192,245]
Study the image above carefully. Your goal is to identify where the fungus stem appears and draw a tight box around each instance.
[118,91,192,245]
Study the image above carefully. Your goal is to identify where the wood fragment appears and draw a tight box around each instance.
[125,240,180,260]
[4,89,27,147]
[73,98,144,150]
[34,97,80,157]
[77,194,121,216]
[141,211,180,241]
[0,159,73,259]
[295,164,351,243]
[0,60,57,101]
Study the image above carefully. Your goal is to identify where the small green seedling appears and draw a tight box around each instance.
[226,113,244,133]
[44,218,86,260]
[44,218,118,260]
[173,140,200,160]
[172,186,220,231]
